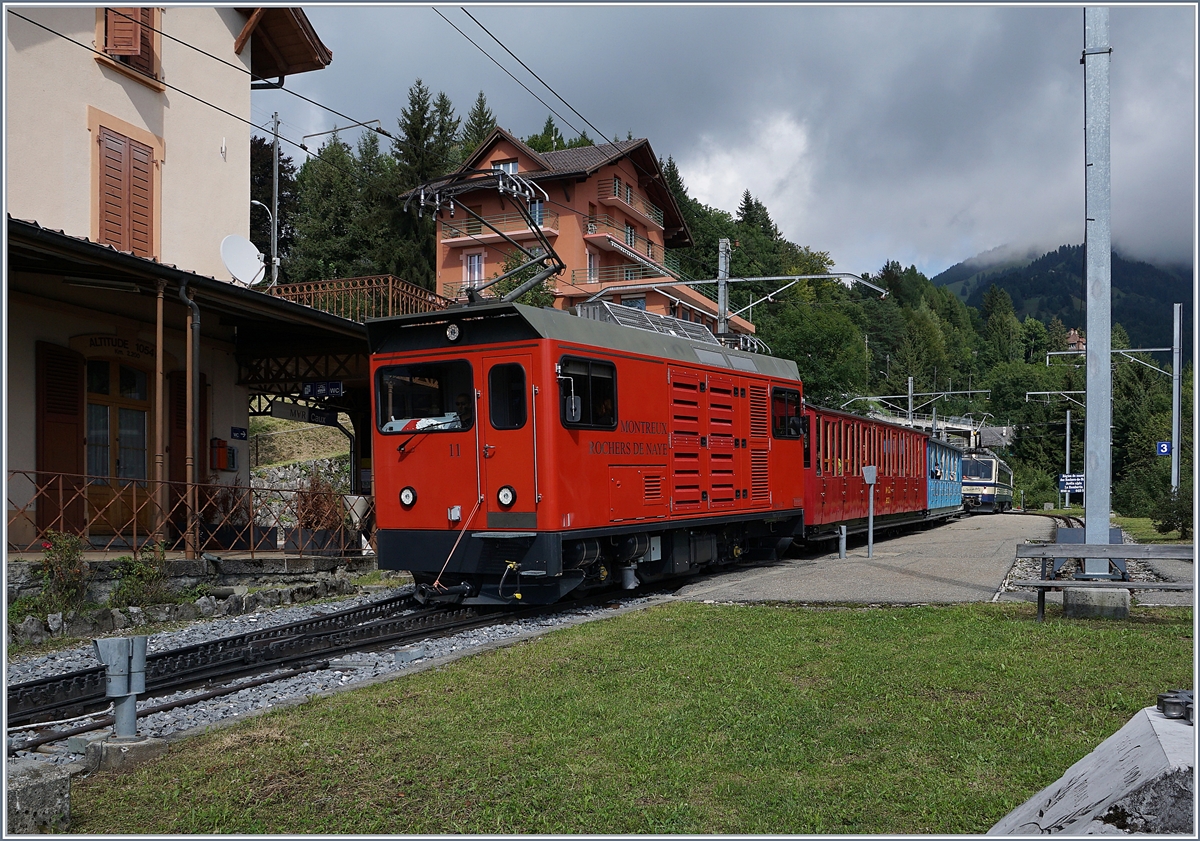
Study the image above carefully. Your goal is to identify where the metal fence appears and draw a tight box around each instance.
[7,470,375,558]
[267,274,452,322]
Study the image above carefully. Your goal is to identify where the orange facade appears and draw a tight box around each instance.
[434,131,754,336]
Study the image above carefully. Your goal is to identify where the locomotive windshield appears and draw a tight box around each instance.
[376,360,474,433]
[963,458,993,480]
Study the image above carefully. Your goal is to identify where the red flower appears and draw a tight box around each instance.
[41,542,52,549]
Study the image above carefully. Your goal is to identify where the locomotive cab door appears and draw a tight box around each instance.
[481,355,537,529]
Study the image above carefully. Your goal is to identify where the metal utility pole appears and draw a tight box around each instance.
[717,238,730,335]
[1083,7,1113,575]
[1065,408,1072,508]
[907,376,914,424]
[271,111,280,285]
[1171,302,1181,491]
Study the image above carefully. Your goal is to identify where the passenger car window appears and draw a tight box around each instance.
[376,360,473,433]
[558,357,616,428]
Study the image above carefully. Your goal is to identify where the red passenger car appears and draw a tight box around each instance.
[367,302,808,605]
[800,405,932,538]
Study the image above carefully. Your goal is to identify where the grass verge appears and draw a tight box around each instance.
[68,601,1192,834]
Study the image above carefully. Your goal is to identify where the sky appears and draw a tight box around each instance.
[253,3,1197,280]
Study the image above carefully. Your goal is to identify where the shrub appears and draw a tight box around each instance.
[297,472,344,531]
[1152,481,1193,540]
[38,531,91,610]
[107,547,176,609]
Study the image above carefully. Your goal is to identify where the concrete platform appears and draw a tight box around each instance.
[989,707,1194,835]
[676,513,1054,604]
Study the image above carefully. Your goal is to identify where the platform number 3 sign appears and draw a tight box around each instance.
[1156,441,1172,456]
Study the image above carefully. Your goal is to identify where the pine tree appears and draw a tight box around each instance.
[460,90,496,158]
[249,135,298,273]
[525,115,566,152]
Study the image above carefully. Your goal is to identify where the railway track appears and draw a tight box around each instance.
[7,588,645,755]
[7,588,439,729]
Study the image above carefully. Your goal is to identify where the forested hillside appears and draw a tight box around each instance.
[250,79,1192,524]
[933,245,1193,359]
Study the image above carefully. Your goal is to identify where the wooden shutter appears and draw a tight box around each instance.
[36,342,87,532]
[98,126,154,258]
[106,8,142,56]
[126,8,155,76]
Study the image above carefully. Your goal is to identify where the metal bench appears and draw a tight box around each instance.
[1013,543,1195,621]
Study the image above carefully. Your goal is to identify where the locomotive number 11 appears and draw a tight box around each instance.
[449,443,461,457]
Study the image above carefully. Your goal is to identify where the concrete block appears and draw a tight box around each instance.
[1063,587,1130,620]
[6,758,71,833]
[84,737,169,773]
[989,707,1194,835]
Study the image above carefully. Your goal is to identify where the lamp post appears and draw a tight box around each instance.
[249,200,277,285]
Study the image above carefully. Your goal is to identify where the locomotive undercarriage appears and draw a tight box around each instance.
[379,513,803,606]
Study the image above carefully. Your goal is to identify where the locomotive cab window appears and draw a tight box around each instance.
[558,357,616,428]
[377,360,474,433]
[771,388,802,439]
[488,364,527,430]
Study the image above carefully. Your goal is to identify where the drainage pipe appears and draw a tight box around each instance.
[178,281,201,559]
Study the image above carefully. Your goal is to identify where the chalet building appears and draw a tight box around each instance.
[1065,328,1086,352]
[434,128,755,337]
[2,7,398,555]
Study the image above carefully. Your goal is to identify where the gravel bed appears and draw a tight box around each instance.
[7,589,664,768]
[998,531,1168,595]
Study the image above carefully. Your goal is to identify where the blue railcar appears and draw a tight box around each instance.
[962,448,1014,513]
[926,436,963,519]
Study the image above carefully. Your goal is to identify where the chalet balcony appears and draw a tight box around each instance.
[7,469,375,559]
[440,210,560,245]
[583,214,684,279]
[599,178,665,229]
[571,261,694,288]
[267,274,451,322]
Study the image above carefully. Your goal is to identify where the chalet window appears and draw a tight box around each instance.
[625,223,636,247]
[625,183,633,204]
[529,199,544,226]
[104,8,158,79]
[492,159,517,175]
[613,175,622,198]
[464,252,483,287]
[621,296,645,311]
[558,357,616,429]
[586,250,597,283]
[97,126,155,258]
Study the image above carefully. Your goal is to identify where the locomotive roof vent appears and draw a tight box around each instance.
[576,300,721,346]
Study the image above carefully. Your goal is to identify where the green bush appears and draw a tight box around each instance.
[1152,481,1193,540]
[6,531,94,625]
[107,545,178,609]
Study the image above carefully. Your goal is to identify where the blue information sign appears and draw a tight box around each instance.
[1156,441,1172,456]
[302,381,344,398]
[230,427,248,441]
[1058,473,1085,493]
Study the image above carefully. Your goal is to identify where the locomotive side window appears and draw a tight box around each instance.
[558,357,617,429]
[771,388,802,439]
[376,360,473,433]
[488,364,527,430]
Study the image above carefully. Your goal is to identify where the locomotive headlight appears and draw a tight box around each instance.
[399,486,417,508]
[497,485,516,507]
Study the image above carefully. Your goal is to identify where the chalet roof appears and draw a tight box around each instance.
[428,129,692,248]
[234,8,333,80]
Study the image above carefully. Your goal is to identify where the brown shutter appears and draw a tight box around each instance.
[125,8,154,76]
[36,342,87,532]
[98,126,154,258]
[106,8,142,56]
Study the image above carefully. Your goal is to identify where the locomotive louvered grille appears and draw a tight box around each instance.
[750,449,770,501]
[644,474,663,502]
[709,451,735,507]
[749,386,769,438]
[671,451,702,510]
[671,380,701,436]
[708,377,735,447]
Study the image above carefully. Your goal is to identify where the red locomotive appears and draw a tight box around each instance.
[368,301,947,605]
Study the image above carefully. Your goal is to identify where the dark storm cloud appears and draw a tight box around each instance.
[257,4,1195,277]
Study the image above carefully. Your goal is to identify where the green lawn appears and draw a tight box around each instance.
[69,601,1192,834]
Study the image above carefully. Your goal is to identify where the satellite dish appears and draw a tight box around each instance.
[220,235,266,285]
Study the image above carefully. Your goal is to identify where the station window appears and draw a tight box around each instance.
[376,360,473,433]
[558,356,616,429]
[488,364,527,430]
